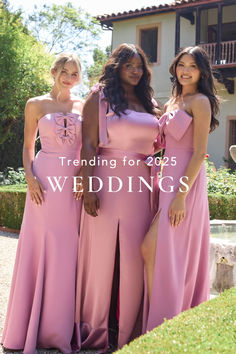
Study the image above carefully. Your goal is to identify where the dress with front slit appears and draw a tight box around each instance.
[74,90,160,352]
[143,109,210,332]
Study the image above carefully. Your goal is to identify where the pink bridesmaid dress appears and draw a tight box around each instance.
[74,90,159,352]
[143,109,210,332]
[2,112,82,354]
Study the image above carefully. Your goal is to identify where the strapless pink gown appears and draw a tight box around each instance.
[73,92,160,352]
[2,113,82,354]
[143,109,210,332]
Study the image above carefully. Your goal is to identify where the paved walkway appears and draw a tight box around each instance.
[0,231,97,354]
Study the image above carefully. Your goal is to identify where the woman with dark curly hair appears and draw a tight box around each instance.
[141,46,219,332]
[73,43,161,351]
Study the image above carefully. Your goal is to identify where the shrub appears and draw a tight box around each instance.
[118,287,236,353]
[0,2,53,169]
[205,159,236,219]
[0,184,27,229]
[0,167,26,185]
[0,190,235,231]
[208,194,236,220]
[0,158,235,229]
[206,159,236,196]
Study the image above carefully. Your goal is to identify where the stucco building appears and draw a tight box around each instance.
[98,0,236,169]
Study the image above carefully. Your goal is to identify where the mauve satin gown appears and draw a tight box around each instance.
[74,90,160,352]
[143,109,210,332]
[2,113,82,354]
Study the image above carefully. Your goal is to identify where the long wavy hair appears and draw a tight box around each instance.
[99,43,156,116]
[169,46,219,132]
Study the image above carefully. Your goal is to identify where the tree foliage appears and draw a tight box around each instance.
[27,2,101,54]
[0,1,103,169]
[0,0,53,168]
[87,46,111,88]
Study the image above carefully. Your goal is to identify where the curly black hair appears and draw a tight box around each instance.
[169,46,219,132]
[99,43,156,116]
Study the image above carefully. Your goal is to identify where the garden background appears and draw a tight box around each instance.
[0,0,235,353]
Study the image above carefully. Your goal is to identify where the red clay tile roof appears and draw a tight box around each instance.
[98,0,222,28]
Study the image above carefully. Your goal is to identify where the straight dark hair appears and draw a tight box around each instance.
[99,43,156,116]
[169,46,219,132]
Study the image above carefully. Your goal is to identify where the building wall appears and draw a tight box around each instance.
[222,4,236,23]
[199,5,236,167]
[113,12,176,103]
[111,10,236,168]
[180,14,196,48]
[209,79,236,168]
[208,5,236,25]
[208,7,217,25]
[200,9,208,43]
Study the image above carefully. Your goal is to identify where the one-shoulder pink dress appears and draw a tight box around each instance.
[74,92,160,352]
[2,113,82,354]
[143,109,210,332]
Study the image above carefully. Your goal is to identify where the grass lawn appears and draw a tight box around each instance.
[0,184,27,192]
[118,287,236,353]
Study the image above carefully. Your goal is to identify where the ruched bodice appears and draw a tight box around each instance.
[38,112,82,154]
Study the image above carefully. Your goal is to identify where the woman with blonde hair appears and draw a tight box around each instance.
[2,52,83,354]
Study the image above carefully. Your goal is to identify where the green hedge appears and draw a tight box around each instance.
[118,287,236,353]
[208,193,236,220]
[0,188,235,230]
[0,184,27,229]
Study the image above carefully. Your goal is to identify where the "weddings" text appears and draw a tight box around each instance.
[46,175,189,193]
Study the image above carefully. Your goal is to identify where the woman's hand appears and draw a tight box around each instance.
[83,192,100,217]
[168,194,186,228]
[26,175,45,205]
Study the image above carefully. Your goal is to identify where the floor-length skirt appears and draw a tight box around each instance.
[2,150,81,354]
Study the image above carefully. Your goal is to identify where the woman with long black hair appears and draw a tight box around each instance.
[141,46,219,332]
[74,43,161,352]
